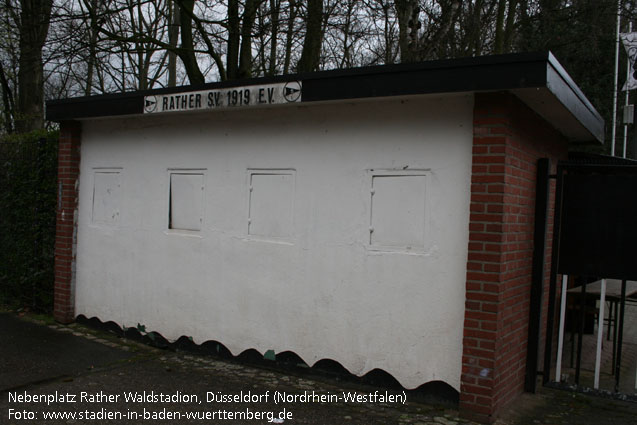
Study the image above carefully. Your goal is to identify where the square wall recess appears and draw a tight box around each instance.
[169,172,205,231]
[248,170,295,238]
[370,172,427,250]
[92,170,121,225]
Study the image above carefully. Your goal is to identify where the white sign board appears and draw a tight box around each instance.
[144,81,302,114]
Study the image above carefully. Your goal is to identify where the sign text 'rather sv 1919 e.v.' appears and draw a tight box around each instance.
[143,81,302,114]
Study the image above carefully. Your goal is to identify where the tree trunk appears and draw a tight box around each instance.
[0,62,14,133]
[381,1,394,64]
[493,0,507,53]
[297,0,323,72]
[503,0,519,53]
[16,0,52,133]
[84,0,99,96]
[136,3,147,90]
[471,0,485,55]
[283,0,297,74]
[538,0,561,49]
[395,0,419,63]
[177,0,205,85]
[340,0,355,68]
[168,0,180,87]
[268,0,280,76]
[516,0,532,50]
[238,0,260,79]
[418,0,461,59]
[227,0,240,79]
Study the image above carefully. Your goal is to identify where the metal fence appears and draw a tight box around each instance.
[542,157,637,399]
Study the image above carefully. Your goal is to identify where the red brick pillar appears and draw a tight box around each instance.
[54,121,81,323]
[460,93,566,423]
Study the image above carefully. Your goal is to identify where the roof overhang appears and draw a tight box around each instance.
[46,52,604,144]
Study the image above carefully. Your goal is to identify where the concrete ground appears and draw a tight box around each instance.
[2,312,637,425]
[556,299,637,394]
[494,386,637,425]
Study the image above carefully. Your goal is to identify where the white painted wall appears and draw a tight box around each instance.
[75,94,474,390]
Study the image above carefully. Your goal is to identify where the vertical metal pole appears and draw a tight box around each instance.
[613,299,619,374]
[594,279,607,389]
[543,165,565,386]
[570,322,575,368]
[32,140,40,310]
[525,158,551,393]
[608,300,613,341]
[614,279,627,392]
[555,275,569,383]
[612,0,622,157]
[575,278,587,385]
[634,106,637,159]
[624,22,632,159]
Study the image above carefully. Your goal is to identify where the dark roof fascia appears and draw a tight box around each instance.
[46,52,604,143]
[545,52,605,143]
[46,52,549,120]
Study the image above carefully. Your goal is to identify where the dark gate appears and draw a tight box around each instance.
[532,154,637,399]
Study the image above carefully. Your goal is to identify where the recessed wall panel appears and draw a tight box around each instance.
[370,174,426,249]
[92,171,121,225]
[248,171,295,238]
[170,172,204,231]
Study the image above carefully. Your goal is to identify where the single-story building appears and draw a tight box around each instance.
[46,52,604,422]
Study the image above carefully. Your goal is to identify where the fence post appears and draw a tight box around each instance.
[525,158,550,392]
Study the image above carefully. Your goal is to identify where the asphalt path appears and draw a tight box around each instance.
[0,313,133,391]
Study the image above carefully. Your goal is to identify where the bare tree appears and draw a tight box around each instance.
[297,0,323,72]
[0,0,20,132]
[283,0,298,73]
[15,0,52,132]
[167,0,179,86]
[0,0,621,137]
[0,61,14,132]
[395,0,419,62]
[361,0,399,65]
[493,0,518,54]
[175,0,205,84]
[268,0,281,75]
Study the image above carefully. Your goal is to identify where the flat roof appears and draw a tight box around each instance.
[46,51,604,143]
